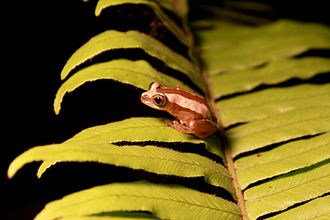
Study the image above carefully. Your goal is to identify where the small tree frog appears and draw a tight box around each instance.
[140,82,218,138]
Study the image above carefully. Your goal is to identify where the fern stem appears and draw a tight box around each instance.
[201,68,247,219]
[206,74,248,220]
[224,146,248,220]
[188,4,246,218]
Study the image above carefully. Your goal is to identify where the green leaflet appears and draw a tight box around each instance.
[244,161,330,220]
[157,0,188,20]
[8,117,230,192]
[65,117,224,159]
[227,107,330,157]
[218,84,330,110]
[57,211,158,220]
[265,195,330,220]
[235,132,330,189]
[211,57,330,98]
[197,19,330,74]
[34,181,241,220]
[60,30,204,91]
[95,0,192,47]
[7,142,233,194]
[218,84,330,127]
[53,59,191,115]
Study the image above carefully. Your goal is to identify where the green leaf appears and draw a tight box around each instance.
[34,181,241,220]
[235,132,330,189]
[197,19,330,74]
[244,161,330,220]
[211,57,330,98]
[66,117,224,159]
[8,142,233,193]
[35,116,223,177]
[53,59,191,115]
[95,0,192,47]
[227,107,330,157]
[157,0,188,20]
[218,84,330,127]
[60,30,204,91]
[8,117,230,192]
[58,211,158,220]
[265,195,330,220]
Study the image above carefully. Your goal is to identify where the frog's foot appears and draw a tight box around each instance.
[165,119,217,138]
[164,119,194,135]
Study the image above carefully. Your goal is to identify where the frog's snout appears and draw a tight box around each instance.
[140,92,151,105]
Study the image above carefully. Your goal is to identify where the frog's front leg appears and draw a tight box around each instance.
[165,119,193,135]
[165,119,217,138]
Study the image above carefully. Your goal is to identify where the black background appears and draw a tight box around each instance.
[1,0,328,219]
[1,1,101,218]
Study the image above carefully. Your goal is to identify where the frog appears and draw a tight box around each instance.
[140,82,218,138]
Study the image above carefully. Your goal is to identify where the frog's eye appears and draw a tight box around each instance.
[153,94,167,106]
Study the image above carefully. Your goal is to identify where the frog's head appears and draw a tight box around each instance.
[140,82,168,111]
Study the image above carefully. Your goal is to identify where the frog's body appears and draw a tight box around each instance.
[140,82,218,138]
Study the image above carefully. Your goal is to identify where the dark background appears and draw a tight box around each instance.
[1,1,102,218]
[1,0,328,219]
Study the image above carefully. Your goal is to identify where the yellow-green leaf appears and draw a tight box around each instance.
[197,20,330,74]
[95,0,192,47]
[211,57,330,98]
[236,132,330,189]
[53,59,191,115]
[157,0,188,20]
[227,107,330,157]
[245,161,330,220]
[60,30,203,91]
[58,212,158,220]
[265,195,330,220]
[66,117,224,159]
[7,141,232,193]
[218,84,330,127]
[35,181,241,220]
